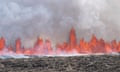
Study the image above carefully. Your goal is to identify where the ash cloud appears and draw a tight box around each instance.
[0,0,120,48]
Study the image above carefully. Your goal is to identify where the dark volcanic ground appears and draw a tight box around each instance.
[0,55,120,72]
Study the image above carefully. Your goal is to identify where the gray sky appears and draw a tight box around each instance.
[0,0,120,48]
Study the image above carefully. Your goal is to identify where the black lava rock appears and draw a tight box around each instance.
[0,55,120,72]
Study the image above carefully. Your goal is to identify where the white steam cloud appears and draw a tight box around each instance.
[0,0,120,48]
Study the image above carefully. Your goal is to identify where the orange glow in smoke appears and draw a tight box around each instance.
[0,27,120,55]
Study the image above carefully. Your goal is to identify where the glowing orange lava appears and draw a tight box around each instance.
[0,27,120,55]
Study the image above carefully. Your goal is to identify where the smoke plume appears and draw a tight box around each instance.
[0,0,120,48]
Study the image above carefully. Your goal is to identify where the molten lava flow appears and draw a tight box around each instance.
[16,38,23,54]
[118,42,120,52]
[0,27,120,56]
[45,39,53,54]
[69,27,76,49]
[0,37,5,51]
[111,40,117,52]
[89,34,98,53]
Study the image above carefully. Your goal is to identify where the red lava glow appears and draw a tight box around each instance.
[0,27,120,55]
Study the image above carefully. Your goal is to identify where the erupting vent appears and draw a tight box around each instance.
[0,27,120,56]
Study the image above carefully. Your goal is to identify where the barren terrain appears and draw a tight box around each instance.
[0,55,120,72]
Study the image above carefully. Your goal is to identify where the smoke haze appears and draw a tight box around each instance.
[0,0,120,48]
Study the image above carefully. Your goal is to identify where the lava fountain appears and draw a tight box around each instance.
[0,27,120,57]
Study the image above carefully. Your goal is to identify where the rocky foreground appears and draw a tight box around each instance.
[0,55,120,72]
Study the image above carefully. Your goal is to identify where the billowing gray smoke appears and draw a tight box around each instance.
[0,0,120,48]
